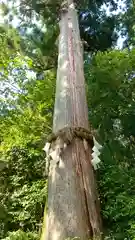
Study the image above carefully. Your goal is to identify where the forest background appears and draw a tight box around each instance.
[0,0,135,239]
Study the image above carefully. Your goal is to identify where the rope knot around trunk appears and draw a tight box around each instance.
[43,127,102,176]
[47,127,94,145]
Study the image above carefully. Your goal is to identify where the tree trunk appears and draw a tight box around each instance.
[45,0,102,239]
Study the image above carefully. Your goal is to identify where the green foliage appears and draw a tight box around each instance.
[85,49,135,239]
[0,33,55,238]
[2,0,119,57]
[0,146,47,239]
[1,230,39,240]
[120,0,135,48]
[2,44,135,239]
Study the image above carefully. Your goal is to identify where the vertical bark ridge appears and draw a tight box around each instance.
[81,148,102,238]
[75,139,93,236]
[53,0,89,133]
[75,138,102,239]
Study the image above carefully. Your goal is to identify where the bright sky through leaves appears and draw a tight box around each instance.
[0,0,126,48]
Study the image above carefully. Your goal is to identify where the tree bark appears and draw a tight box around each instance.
[44,0,102,239]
